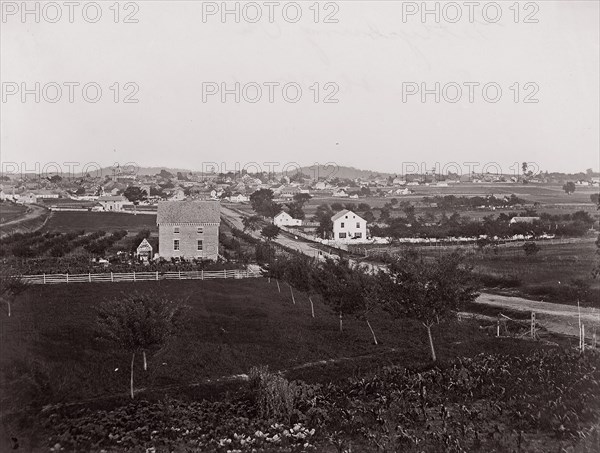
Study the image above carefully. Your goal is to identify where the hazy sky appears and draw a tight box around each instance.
[1,1,598,176]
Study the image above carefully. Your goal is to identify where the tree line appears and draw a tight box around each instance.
[261,248,479,363]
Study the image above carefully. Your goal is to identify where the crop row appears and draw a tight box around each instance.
[40,349,600,452]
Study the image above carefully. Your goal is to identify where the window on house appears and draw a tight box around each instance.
[174,226,180,234]
[356,222,360,228]
[173,239,180,251]
[197,240,203,251]
[197,227,203,234]
[340,222,345,228]
[355,232,362,238]
[339,232,347,239]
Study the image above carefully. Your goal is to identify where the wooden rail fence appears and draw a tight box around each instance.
[19,269,262,285]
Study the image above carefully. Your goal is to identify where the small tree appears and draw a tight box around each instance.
[523,241,541,256]
[96,292,182,398]
[261,224,280,242]
[243,215,262,233]
[250,189,280,218]
[0,267,29,317]
[313,258,365,333]
[562,181,576,195]
[123,186,148,213]
[380,253,479,361]
[282,253,319,316]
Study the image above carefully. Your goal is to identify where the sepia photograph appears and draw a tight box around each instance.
[1,1,599,451]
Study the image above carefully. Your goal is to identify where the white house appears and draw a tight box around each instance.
[509,216,540,225]
[230,193,250,203]
[273,211,302,227]
[332,189,349,198]
[170,189,186,201]
[332,210,367,242]
[98,195,128,211]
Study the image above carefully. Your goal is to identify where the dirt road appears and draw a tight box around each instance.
[0,204,49,236]
[476,293,599,338]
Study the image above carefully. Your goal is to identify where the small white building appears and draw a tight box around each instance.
[136,238,153,261]
[332,210,367,242]
[230,193,250,203]
[98,195,128,211]
[170,189,186,201]
[509,216,540,225]
[273,211,302,227]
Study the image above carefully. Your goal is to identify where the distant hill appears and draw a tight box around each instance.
[290,165,395,181]
[75,165,395,180]
[73,166,194,178]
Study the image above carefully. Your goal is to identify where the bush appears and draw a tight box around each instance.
[249,366,297,423]
[477,272,522,288]
[522,241,541,256]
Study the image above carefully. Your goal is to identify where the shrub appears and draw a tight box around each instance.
[477,272,522,288]
[522,241,541,256]
[249,366,299,424]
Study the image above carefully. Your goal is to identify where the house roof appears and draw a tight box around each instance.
[98,195,127,201]
[331,210,365,222]
[157,201,221,224]
[510,216,540,223]
[136,238,153,251]
[274,211,291,219]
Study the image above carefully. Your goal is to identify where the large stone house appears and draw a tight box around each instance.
[331,210,368,243]
[157,201,220,261]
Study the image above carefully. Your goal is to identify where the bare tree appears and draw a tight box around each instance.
[380,253,479,362]
[96,292,183,398]
[0,267,29,317]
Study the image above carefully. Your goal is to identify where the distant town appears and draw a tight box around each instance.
[2,164,598,211]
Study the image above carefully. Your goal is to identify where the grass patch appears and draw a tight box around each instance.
[42,211,157,233]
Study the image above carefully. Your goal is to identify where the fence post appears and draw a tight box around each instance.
[223,269,227,278]
[201,270,204,280]
[66,273,69,284]
[156,271,158,281]
[178,270,181,280]
[111,272,113,282]
[133,271,136,282]
[43,273,46,284]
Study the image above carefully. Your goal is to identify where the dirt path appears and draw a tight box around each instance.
[476,293,600,338]
[0,204,49,236]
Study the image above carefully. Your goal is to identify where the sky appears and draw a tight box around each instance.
[1,1,599,177]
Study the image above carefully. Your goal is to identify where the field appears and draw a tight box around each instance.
[0,203,27,224]
[42,211,157,233]
[400,240,599,307]
[234,183,598,221]
[0,278,563,451]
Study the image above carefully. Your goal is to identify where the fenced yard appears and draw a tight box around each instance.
[20,269,262,285]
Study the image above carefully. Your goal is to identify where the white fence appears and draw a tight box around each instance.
[20,269,262,285]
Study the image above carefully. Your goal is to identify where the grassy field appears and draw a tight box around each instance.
[42,211,157,233]
[0,278,549,450]
[233,183,598,220]
[407,240,599,306]
[0,203,28,224]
